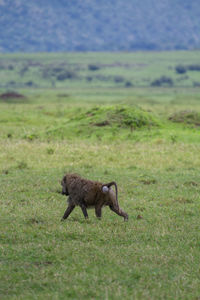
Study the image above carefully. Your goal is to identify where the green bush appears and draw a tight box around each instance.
[151,76,173,87]
[114,76,124,83]
[175,65,187,74]
[175,64,200,74]
[88,64,100,71]
[187,64,200,71]
[56,70,76,81]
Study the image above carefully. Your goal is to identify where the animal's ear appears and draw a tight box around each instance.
[102,185,109,193]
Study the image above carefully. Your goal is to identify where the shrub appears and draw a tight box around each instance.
[114,76,125,83]
[88,64,100,71]
[175,64,200,74]
[25,81,34,86]
[187,64,200,71]
[193,81,200,87]
[151,76,173,87]
[56,70,76,81]
[86,76,93,81]
[8,65,14,70]
[125,81,133,87]
[46,148,54,155]
[7,133,12,138]
[175,65,187,74]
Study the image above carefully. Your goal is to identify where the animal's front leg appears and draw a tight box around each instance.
[61,203,75,221]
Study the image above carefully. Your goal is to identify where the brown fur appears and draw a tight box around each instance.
[61,173,128,221]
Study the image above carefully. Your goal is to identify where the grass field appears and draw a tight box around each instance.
[0,52,200,299]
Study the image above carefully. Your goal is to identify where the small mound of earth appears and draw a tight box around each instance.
[0,92,25,99]
[168,110,200,126]
[86,105,160,129]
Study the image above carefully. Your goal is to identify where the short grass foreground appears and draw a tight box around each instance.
[1,139,200,299]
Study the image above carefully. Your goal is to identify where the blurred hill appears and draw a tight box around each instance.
[0,0,200,52]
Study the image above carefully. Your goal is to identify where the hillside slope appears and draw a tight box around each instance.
[0,0,200,52]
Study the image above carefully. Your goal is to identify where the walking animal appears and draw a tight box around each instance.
[61,174,128,221]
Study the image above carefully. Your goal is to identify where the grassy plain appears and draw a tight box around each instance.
[0,52,200,299]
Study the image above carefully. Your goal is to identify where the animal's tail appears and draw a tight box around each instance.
[102,181,119,209]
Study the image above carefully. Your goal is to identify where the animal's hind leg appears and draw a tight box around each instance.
[109,205,128,221]
[95,204,102,219]
[80,203,89,219]
[61,204,75,221]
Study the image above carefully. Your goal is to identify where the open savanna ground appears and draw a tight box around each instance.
[0,52,200,299]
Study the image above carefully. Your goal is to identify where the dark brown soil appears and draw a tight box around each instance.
[94,120,110,127]
[0,92,25,99]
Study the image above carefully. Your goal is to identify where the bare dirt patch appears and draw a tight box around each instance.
[0,91,25,99]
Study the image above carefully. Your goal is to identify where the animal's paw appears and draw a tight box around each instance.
[124,215,129,222]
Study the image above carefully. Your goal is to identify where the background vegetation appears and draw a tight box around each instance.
[0,51,200,299]
[1,51,200,90]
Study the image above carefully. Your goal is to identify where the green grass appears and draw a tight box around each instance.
[0,52,200,299]
[1,141,200,299]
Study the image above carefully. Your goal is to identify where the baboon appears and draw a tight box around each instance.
[61,174,128,221]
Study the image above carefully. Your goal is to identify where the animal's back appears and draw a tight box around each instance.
[66,174,102,202]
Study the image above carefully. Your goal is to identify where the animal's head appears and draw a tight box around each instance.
[61,175,69,195]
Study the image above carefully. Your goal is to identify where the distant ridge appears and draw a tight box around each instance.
[0,0,200,52]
